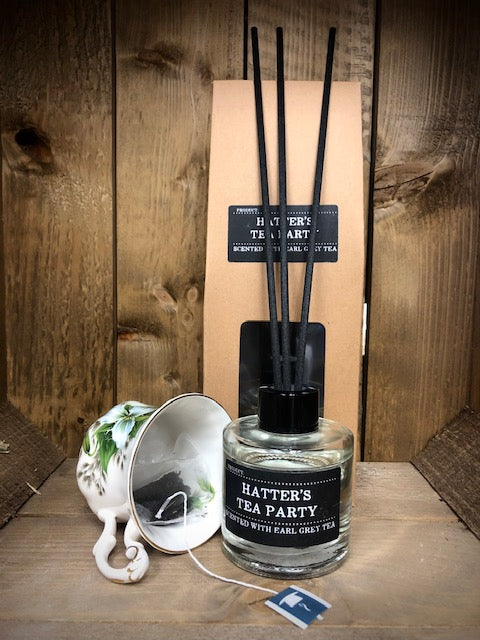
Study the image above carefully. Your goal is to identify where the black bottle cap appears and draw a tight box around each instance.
[258,385,319,434]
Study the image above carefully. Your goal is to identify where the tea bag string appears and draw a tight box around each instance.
[167,491,278,596]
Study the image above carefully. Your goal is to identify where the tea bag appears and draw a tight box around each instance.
[133,433,213,525]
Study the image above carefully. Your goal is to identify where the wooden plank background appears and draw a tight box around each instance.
[115,0,244,404]
[1,0,479,459]
[364,0,480,460]
[0,0,114,456]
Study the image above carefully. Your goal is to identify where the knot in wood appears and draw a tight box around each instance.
[136,43,184,77]
[152,284,177,312]
[185,284,200,304]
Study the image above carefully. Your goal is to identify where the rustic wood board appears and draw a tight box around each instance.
[471,248,480,410]
[0,0,114,456]
[0,402,64,526]
[353,461,456,521]
[1,460,478,639]
[364,0,480,460]
[115,0,244,405]
[412,407,480,539]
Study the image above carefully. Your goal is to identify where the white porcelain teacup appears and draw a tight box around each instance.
[77,394,230,583]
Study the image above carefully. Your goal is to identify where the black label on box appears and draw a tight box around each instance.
[224,459,340,548]
[228,205,338,263]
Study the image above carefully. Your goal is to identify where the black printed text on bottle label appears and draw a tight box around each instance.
[224,459,341,548]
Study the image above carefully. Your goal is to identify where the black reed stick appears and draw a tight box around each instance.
[294,27,336,391]
[276,27,291,391]
[251,26,282,390]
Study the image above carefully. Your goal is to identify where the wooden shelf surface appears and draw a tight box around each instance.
[0,460,479,639]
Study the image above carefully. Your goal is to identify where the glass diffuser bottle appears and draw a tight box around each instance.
[222,386,353,579]
[222,25,353,579]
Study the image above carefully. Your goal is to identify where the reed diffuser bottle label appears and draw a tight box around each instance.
[225,460,340,547]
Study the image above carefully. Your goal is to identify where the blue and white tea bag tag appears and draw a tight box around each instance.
[265,586,331,629]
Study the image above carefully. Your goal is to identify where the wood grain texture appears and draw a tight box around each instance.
[0,147,6,402]
[413,407,480,539]
[115,0,244,404]
[0,0,114,455]
[364,0,480,460]
[0,402,64,526]
[1,460,479,639]
[470,245,480,409]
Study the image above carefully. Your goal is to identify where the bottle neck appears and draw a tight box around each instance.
[257,386,319,434]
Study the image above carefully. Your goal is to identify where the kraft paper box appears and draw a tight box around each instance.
[203,80,364,446]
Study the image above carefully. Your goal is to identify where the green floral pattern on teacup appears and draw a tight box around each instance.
[83,401,157,472]
[78,401,157,494]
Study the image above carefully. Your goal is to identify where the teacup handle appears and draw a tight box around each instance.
[93,506,149,583]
